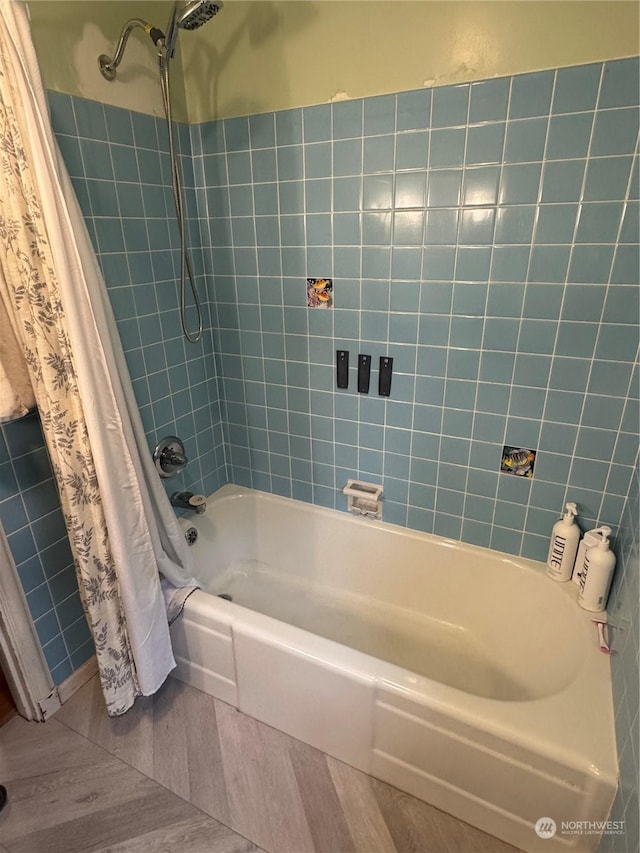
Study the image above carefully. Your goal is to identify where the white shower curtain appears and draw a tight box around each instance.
[0,1,196,714]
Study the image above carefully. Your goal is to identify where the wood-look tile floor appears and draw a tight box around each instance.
[0,674,520,853]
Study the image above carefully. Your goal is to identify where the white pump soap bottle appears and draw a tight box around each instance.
[577,532,616,612]
[572,524,612,585]
[546,502,581,581]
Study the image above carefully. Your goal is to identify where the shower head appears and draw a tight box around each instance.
[162,0,223,58]
[176,0,224,30]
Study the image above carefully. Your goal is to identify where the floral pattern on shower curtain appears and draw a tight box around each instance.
[0,14,138,714]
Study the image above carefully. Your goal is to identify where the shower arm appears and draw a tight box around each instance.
[98,19,166,81]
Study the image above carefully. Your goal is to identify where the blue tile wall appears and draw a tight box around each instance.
[600,457,639,853]
[0,414,92,684]
[47,91,227,502]
[193,57,639,563]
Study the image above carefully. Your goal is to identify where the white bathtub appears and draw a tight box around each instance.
[170,485,617,853]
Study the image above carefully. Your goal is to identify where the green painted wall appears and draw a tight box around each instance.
[29,1,639,123]
[27,0,189,121]
[180,0,640,122]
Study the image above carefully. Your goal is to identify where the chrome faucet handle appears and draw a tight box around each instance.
[162,448,187,467]
[153,436,188,478]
